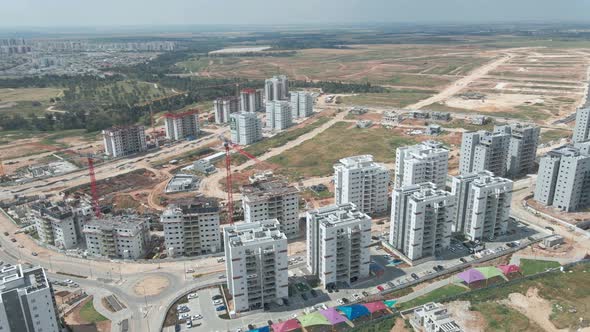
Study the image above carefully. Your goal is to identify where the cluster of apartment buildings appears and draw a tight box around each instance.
[534,107,590,212]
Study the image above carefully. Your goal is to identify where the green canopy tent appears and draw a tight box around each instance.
[298,312,332,329]
[474,266,507,286]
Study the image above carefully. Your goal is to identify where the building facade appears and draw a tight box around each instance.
[223,220,288,313]
[214,96,240,124]
[290,91,314,118]
[495,124,540,178]
[451,171,513,241]
[389,183,454,264]
[240,88,263,113]
[242,181,300,238]
[459,130,510,177]
[306,203,371,289]
[0,265,61,332]
[264,75,289,101]
[230,112,263,145]
[395,141,449,189]
[83,217,149,259]
[161,199,221,257]
[30,201,90,250]
[534,143,590,212]
[102,125,147,157]
[265,100,293,130]
[334,155,390,215]
[573,107,590,143]
[164,111,200,141]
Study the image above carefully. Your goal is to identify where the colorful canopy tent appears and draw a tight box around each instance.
[362,301,388,313]
[498,264,521,275]
[337,304,370,320]
[319,308,347,325]
[250,327,270,332]
[271,319,301,332]
[457,269,485,284]
[475,266,507,280]
[383,300,398,308]
[298,312,331,327]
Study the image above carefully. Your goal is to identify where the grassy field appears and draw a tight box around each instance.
[540,129,571,144]
[519,259,561,276]
[472,302,543,331]
[342,90,436,108]
[79,298,108,323]
[398,284,467,310]
[0,87,63,115]
[441,119,496,132]
[268,122,416,180]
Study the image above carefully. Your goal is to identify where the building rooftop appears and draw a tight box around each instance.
[309,203,371,228]
[30,200,73,220]
[399,140,448,157]
[0,265,49,295]
[225,219,286,247]
[83,215,146,237]
[163,198,219,217]
[242,181,298,202]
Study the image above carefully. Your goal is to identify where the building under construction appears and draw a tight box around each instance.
[214,96,240,124]
[102,125,147,158]
[164,109,200,141]
[240,88,263,113]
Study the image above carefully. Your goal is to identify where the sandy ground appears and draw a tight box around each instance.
[527,198,590,225]
[446,301,487,332]
[502,288,568,332]
[390,317,411,332]
[133,275,171,296]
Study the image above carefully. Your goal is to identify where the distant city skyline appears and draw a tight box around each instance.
[2,0,590,28]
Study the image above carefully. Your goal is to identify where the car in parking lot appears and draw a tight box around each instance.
[178,313,190,320]
[191,314,202,320]
[10,238,16,243]
[3,232,8,236]
[187,293,198,300]
[336,298,344,305]
[411,273,419,280]
[216,305,226,311]
[218,274,226,279]
[460,257,468,263]
[248,324,255,330]
[352,293,361,300]
[376,285,384,291]
[213,299,223,305]
[362,291,369,297]
[310,289,317,297]
[301,293,308,301]
[31,252,38,256]
[386,281,395,288]
[186,320,193,328]
[217,257,225,263]
[342,297,350,304]
[212,294,223,301]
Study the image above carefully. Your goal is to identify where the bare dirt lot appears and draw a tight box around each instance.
[446,301,487,332]
[501,288,568,332]
[133,275,171,297]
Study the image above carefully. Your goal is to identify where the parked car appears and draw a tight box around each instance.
[301,293,308,301]
[187,293,198,300]
[212,294,223,301]
[362,291,369,297]
[386,281,395,288]
[179,313,190,320]
[460,258,467,263]
[191,315,202,320]
[213,299,223,305]
[217,257,225,263]
[3,232,9,236]
[218,274,226,279]
[186,321,192,328]
[10,238,16,243]
[411,273,419,280]
[267,320,273,326]
[31,252,38,256]
[248,324,255,330]
[376,285,384,291]
[310,289,317,297]
[216,305,226,311]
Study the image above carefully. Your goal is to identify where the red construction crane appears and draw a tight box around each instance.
[86,157,102,218]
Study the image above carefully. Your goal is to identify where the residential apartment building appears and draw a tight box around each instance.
[161,199,221,257]
[306,203,371,289]
[223,220,288,313]
[410,302,463,332]
[83,216,149,259]
[214,96,239,124]
[0,265,61,332]
[265,100,293,130]
[573,107,590,143]
[395,141,449,189]
[534,143,590,212]
[290,91,314,118]
[389,183,454,264]
[230,112,263,145]
[164,111,200,141]
[451,171,513,241]
[495,124,540,178]
[240,88,263,113]
[459,130,510,177]
[334,155,390,215]
[242,181,300,238]
[30,201,90,250]
[264,75,289,101]
[102,125,147,157]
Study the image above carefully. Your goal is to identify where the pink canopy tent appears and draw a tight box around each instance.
[498,264,521,275]
[319,307,347,325]
[271,319,301,332]
[362,301,388,313]
[457,268,485,284]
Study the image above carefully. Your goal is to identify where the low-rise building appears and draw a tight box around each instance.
[224,220,288,313]
[161,199,221,257]
[0,265,61,332]
[410,302,463,332]
[30,200,91,249]
[165,174,199,193]
[102,125,147,157]
[306,203,371,289]
[83,216,149,259]
[426,124,442,136]
[242,181,300,238]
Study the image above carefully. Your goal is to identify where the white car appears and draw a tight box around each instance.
[192,314,202,320]
[336,299,344,305]
[352,293,361,300]
[64,279,73,284]
[186,269,195,273]
[187,293,198,300]
[179,313,190,320]
[213,299,223,305]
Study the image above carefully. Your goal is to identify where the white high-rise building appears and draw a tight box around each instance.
[214,96,240,124]
[395,141,449,189]
[230,112,263,145]
[264,75,289,101]
[161,199,221,257]
[223,220,288,313]
[306,203,371,289]
[451,171,513,241]
[534,143,590,212]
[0,265,61,332]
[102,125,147,157]
[265,100,293,130]
[573,107,590,143]
[334,155,389,215]
[240,88,263,113]
[164,111,200,141]
[242,181,300,238]
[83,216,149,259]
[389,183,454,264]
[290,91,314,118]
[495,124,540,178]
[459,130,510,177]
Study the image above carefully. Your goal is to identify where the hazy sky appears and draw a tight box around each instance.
[3,0,590,27]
